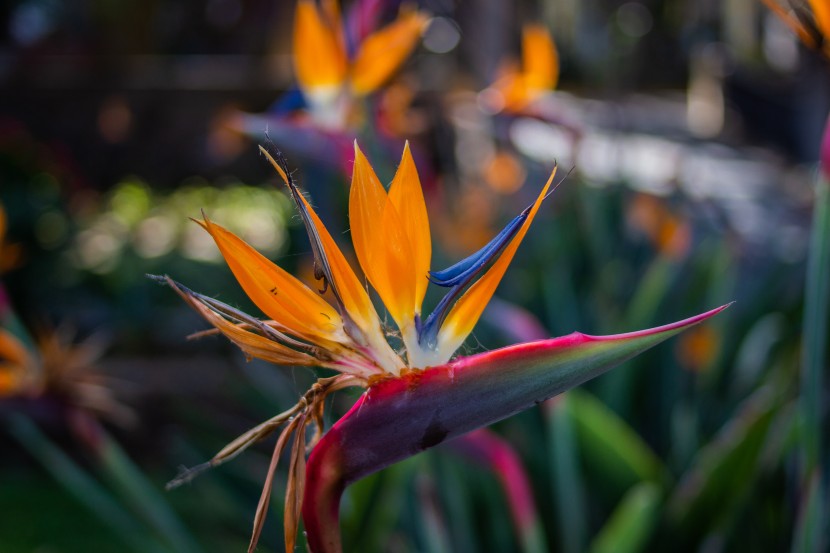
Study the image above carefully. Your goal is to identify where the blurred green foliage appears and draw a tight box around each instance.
[1,164,818,552]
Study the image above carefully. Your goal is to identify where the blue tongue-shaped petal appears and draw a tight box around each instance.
[419,203,533,349]
[428,209,528,287]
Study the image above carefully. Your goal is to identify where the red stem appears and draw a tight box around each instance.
[303,422,347,553]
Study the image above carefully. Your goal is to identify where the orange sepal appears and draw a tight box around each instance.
[808,0,830,46]
[259,146,403,373]
[294,0,348,95]
[294,190,381,334]
[197,217,343,345]
[387,142,431,312]
[349,143,417,330]
[522,24,559,93]
[258,146,378,330]
[171,281,321,367]
[349,10,428,95]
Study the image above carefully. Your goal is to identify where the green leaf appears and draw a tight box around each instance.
[568,389,665,493]
[790,470,826,553]
[667,389,779,537]
[547,394,588,553]
[589,482,661,553]
[801,175,830,473]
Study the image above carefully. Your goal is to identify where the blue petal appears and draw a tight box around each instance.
[428,210,528,287]
[267,87,308,115]
[418,284,465,349]
[419,201,536,348]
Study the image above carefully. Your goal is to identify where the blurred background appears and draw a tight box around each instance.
[1,0,829,551]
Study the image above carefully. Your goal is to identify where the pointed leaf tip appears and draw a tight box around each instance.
[584,303,732,342]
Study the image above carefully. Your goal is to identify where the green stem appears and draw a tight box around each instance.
[802,174,830,475]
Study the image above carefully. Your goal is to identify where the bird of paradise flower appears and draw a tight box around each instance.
[0,323,134,428]
[293,0,428,127]
[0,202,125,421]
[219,0,429,178]
[156,142,728,552]
[481,23,560,114]
[231,0,428,133]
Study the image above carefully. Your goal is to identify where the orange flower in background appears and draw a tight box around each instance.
[483,149,528,194]
[215,1,430,167]
[627,193,691,260]
[294,0,429,127]
[676,325,720,373]
[0,328,32,395]
[482,24,560,113]
[0,325,133,425]
[761,0,830,57]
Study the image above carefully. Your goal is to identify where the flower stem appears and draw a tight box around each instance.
[304,426,347,553]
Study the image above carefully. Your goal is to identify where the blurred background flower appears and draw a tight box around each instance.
[1,0,830,551]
